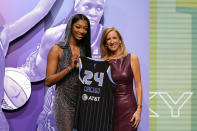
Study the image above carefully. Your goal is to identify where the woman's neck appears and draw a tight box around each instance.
[109,50,123,59]
[69,34,78,47]
[110,50,120,56]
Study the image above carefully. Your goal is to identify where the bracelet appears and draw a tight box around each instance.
[137,104,142,108]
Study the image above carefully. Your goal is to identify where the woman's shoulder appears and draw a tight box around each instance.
[50,44,62,54]
[129,53,139,63]
[48,45,63,59]
[52,44,61,49]
[129,53,138,58]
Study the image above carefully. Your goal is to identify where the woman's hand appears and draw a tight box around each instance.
[70,55,79,69]
[130,109,141,128]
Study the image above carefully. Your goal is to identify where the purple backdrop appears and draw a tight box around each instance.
[0,0,149,130]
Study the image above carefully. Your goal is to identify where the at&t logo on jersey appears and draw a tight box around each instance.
[82,94,100,102]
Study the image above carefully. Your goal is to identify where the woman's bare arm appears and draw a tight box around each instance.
[45,45,77,87]
[130,54,142,128]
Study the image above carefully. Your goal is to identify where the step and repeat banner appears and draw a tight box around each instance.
[0,0,149,131]
[150,0,197,131]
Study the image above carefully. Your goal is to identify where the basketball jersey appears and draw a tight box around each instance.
[74,57,116,131]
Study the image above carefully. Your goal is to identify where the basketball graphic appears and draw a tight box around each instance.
[1,67,31,110]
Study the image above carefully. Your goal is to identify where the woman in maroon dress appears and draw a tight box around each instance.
[100,27,143,131]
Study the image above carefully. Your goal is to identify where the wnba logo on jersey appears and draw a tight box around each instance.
[82,94,100,102]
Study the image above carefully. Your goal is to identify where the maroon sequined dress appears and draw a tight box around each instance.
[110,54,137,131]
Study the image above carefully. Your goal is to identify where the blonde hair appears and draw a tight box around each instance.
[100,27,127,59]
